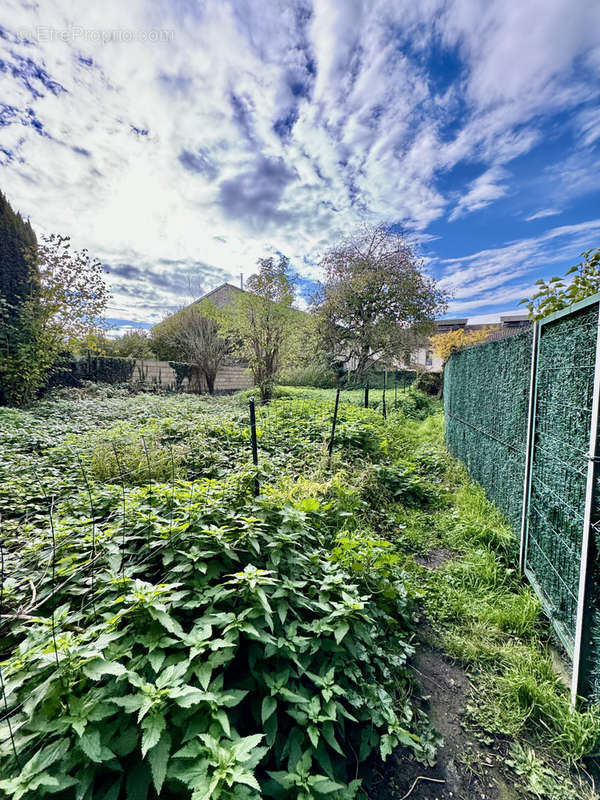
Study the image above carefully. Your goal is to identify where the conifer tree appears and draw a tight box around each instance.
[0,190,38,310]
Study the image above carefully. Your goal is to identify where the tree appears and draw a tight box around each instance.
[0,192,40,406]
[154,301,230,394]
[1,232,110,406]
[520,248,600,320]
[312,224,449,376]
[222,255,302,402]
[104,329,156,359]
[31,234,110,351]
[0,190,37,310]
[430,326,493,364]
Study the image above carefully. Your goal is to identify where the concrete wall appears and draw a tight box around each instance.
[132,359,253,393]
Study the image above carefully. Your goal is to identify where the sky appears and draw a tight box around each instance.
[1,0,600,333]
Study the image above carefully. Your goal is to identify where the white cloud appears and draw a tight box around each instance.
[449,166,509,221]
[525,208,561,221]
[0,0,598,322]
[439,218,600,313]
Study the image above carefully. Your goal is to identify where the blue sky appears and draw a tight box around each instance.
[1,0,600,332]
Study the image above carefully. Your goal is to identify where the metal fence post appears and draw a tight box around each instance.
[249,396,259,496]
[571,303,600,703]
[328,388,341,467]
[364,383,369,409]
[519,322,539,574]
[382,370,387,419]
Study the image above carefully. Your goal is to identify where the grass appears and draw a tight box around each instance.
[271,391,600,773]
[381,411,600,796]
[2,382,599,798]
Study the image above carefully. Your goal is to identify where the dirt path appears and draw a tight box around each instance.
[366,644,519,800]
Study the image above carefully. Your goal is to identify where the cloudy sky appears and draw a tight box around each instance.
[1,0,600,331]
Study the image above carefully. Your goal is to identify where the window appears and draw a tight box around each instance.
[425,350,433,366]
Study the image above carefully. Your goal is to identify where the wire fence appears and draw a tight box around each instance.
[444,293,600,704]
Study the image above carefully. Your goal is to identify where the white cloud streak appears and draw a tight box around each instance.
[0,0,598,323]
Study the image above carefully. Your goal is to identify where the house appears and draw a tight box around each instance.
[407,314,532,373]
[194,282,247,309]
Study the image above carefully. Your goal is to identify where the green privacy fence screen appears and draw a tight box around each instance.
[444,293,600,703]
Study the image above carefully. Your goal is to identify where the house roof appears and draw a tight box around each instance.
[500,313,530,323]
[195,281,308,316]
[194,282,247,308]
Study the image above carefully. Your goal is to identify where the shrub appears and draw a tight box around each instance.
[413,371,442,396]
[0,478,433,799]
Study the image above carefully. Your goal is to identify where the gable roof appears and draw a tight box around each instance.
[194,282,247,308]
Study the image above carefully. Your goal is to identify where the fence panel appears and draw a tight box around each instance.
[444,293,600,702]
[523,301,599,657]
[444,329,533,533]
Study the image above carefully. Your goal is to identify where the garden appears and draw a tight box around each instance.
[0,383,598,800]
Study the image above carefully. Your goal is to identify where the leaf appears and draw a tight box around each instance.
[148,650,166,673]
[197,663,212,691]
[322,722,344,755]
[21,739,70,776]
[149,608,184,637]
[334,621,349,644]
[142,713,167,757]
[79,730,103,763]
[100,778,122,800]
[148,731,171,794]
[264,708,278,747]
[82,659,127,680]
[311,776,347,794]
[261,695,277,723]
[234,770,261,790]
[213,709,231,737]
[126,761,151,800]
[232,734,265,761]
[308,725,320,748]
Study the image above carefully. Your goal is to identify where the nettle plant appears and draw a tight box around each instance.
[0,473,434,800]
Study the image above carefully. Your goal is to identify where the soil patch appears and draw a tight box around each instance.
[365,646,519,800]
[414,548,454,570]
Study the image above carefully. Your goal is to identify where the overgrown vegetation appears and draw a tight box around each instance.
[0,385,598,799]
[0,387,438,800]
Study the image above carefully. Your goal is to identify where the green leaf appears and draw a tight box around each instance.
[308,725,320,748]
[79,730,103,763]
[21,739,70,776]
[264,709,278,747]
[82,659,127,680]
[148,731,171,794]
[100,778,122,800]
[126,761,151,800]
[334,621,349,644]
[197,663,212,691]
[261,696,277,723]
[311,776,347,794]
[322,722,344,755]
[142,713,167,757]
[148,650,166,673]
[234,770,261,791]
[232,734,265,760]
[213,709,231,737]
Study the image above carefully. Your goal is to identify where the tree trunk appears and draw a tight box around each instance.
[205,371,216,395]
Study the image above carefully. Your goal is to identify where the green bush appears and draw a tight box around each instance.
[0,477,433,799]
[278,362,338,389]
[413,371,442,396]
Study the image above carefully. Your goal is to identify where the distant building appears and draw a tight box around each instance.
[193,283,532,376]
[194,282,247,309]
[407,314,532,373]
